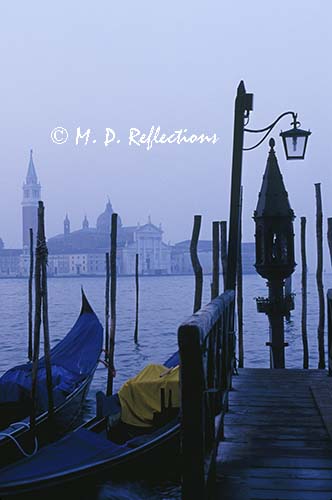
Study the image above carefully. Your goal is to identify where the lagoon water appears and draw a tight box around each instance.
[0,272,330,499]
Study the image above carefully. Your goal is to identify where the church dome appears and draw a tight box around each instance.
[96,201,122,233]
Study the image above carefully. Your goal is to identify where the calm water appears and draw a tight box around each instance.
[0,272,330,499]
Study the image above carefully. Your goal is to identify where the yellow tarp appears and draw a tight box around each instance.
[118,364,179,427]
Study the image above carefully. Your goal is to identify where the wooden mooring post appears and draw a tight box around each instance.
[301,217,309,369]
[28,227,33,362]
[30,222,42,434]
[190,215,203,313]
[315,183,325,369]
[328,219,332,375]
[39,202,54,421]
[327,217,332,267]
[220,221,227,292]
[211,221,219,300]
[237,187,244,368]
[107,213,118,396]
[134,253,139,344]
[30,201,54,433]
[327,290,332,376]
[105,252,110,361]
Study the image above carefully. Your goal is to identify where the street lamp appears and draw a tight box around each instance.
[225,81,311,293]
[280,116,311,160]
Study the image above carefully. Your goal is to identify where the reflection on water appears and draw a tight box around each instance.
[0,272,330,498]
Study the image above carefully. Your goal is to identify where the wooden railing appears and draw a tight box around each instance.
[178,290,236,500]
[327,289,332,376]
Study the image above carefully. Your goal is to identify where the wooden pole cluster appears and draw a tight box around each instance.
[105,252,110,361]
[211,222,219,299]
[40,207,54,421]
[134,253,139,343]
[190,215,203,313]
[28,228,34,361]
[315,184,325,369]
[237,187,244,368]
[301,217,309,369]
[30,201,54,434]
[220,221,228,292]
[30,229,42,433]
[107,213,118,396]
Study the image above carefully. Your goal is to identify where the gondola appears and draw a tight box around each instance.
[0,290,103,469]
[0,351,181,497]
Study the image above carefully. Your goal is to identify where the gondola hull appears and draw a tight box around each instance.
[0,291,103,469]
[0,353,181,498]
[0,370,94,468]
[0,418,180,498]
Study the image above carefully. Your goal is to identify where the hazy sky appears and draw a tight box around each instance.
[1,1,331,268]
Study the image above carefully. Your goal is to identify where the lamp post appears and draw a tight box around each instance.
[226,81,311,293]
[254,138,296,368]
[225,81,311,367]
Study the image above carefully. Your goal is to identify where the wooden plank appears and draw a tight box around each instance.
[226,438,331,449]
[247,467,332,480]
[248,477,332,490]
[226,414,323,426]
[219,454,332,469]
[251,490,332,500]
[236,368,328,375]
[228,407,319,416]
[225,424,329,441]
[216,368,332,500]
[230,388,314,396]
[219,442,332,459]
[311,382,332,439]
[230,402,314,409]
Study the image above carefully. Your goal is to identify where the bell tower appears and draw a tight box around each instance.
[22,150,41,248]
[64,214,70,235]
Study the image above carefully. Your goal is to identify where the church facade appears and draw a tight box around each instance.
[47,207,172,276]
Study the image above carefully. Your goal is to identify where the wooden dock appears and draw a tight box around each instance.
[216,368,332,500]
[178,290,332,499]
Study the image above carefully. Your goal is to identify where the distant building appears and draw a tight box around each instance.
[171,240,214,274]
[170,240,255,275]
[122,219,171,275]
[0,237,22,277]
[0,152,256,277]
[47,204,172,276]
